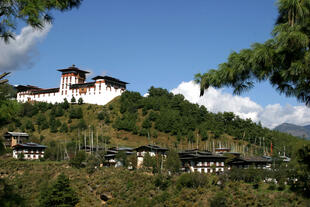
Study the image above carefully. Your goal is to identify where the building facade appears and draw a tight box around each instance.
[3,132,29,148]
[16,65,128,105]
[12,143,47,160]
[135,145,168,168]
[179,149,226,173]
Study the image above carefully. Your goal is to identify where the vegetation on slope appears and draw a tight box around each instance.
[0,158,309,207]
[1,86,309,159]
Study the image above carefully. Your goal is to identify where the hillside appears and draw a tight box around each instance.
[274,123,310,140]
[1,87,309,158]
[0,158,309,207]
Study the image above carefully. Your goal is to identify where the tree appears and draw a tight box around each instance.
[196,0,310,105]
[39,173,79,207]
[115,151,128,167]
[62,98,70,109]
[0,0,82,42]
[71,96,76,104]
[69,151,86,168]
[0,178,25,206]
[78,97,83,105]
[289,144,310,196]
[0,72,10,85]
[165,150,181,174]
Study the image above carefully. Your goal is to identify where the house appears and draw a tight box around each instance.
[16,65,128,105]
[179,149,226,173]
[12,142,47,160]
[135,145,168,168]
[3,132,29,148]
[215,147,231,154]
[227,156,272,169]
[104,147,134,167]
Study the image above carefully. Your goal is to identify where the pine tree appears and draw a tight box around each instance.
[39,173,79,207]
[71,96,76,104]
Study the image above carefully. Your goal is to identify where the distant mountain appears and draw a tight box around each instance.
[274,123,310,139]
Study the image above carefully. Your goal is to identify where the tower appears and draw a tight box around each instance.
[57,64,89,97]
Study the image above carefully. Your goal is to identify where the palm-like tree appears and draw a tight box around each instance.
[196,0,310,105]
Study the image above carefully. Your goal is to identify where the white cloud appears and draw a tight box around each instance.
[171,81,310,129]
[0,24,52,72]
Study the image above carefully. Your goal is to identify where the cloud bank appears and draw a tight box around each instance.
[0,24,52,72]
[171,81,310,129]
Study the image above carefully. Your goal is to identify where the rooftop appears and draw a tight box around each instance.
[13,142,47,149]
[92,75,128,84]
[4,132,29,137]
[57,65,90,74]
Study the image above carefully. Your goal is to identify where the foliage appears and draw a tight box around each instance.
[0,178,25,207]
[143,153,162,173]
[78,97,83,105]
[113,87,304,156]
[289,144,310,196]
[0,100,20,125]
[69,107,83,119]
[63,98,70,110]
[71,96,76,104]
[196,0,310,105]
[164,149,181,174]
[0,83,16,100]
[210,192,227,207]
[176,173,208,189]
[39,173,79,207]
[0,0,82,42]
[86,155,100,174]
[115,151,128,167]
[69,151,86,168]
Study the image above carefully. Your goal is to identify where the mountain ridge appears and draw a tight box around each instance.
[274,123,310,140]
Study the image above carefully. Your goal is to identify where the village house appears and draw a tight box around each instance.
[3,132,29,148]
[12,142,47,160]
[16,65,128,105]
[179,149,226,173]
[104,147,134,167]
[135,145,168,168]
[227,156,272,169]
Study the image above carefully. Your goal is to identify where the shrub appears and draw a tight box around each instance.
[71,96,76,104]
[78,97,83,105]
[210,192,227,207]
[69,151,86,168]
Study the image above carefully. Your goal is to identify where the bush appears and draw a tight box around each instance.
[176,173,208,189]
[97,112,105,120]
[78,97,83,105]
[69,151,86,168]
[71,96,76,104]
[210,192,227,207]
[69,107,83,119]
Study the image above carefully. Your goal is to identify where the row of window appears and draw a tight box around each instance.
[195,161,224,167]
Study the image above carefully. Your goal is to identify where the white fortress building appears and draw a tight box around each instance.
[16,65,128,105]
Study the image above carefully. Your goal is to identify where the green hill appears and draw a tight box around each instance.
[1,87,309,158]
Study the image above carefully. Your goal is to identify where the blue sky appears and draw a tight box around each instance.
[3,0,310,127]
